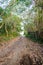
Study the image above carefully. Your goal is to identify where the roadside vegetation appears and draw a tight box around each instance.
[24,0,43,43]
[0,0,22,41]
[0,0,43,43]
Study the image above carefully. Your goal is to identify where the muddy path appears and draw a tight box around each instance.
[0,37,43,65]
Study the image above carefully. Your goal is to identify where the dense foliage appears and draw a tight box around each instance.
[24,0,43,43]
[0,0,43,42]
[0,0,22,40]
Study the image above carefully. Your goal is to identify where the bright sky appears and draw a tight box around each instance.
[0,0,11,9]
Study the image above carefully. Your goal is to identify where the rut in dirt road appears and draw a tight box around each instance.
[0,37,43,65]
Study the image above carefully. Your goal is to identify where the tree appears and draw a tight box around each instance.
[34,0,43,39]
[0,0,22,38]
[24,0,43,41]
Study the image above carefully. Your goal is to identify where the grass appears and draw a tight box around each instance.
[26,34,43,44]
[0,32,19,42]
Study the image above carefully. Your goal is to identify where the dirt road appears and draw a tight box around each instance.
[0,37,43,65]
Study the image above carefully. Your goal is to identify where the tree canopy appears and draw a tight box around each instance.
[0,0,43,42]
